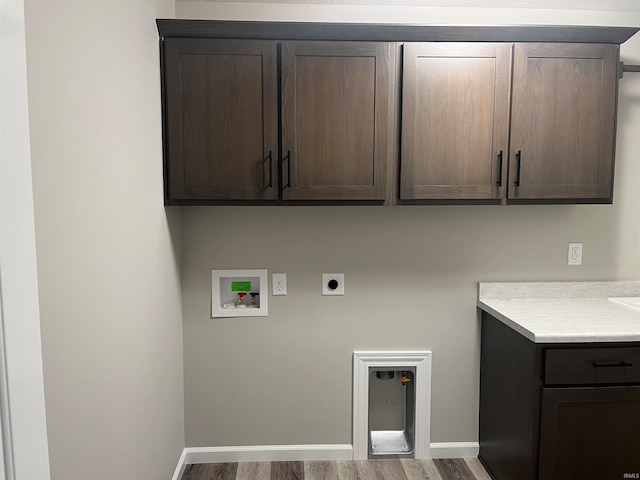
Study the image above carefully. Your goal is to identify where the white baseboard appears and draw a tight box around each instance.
[429,442,479,459]
[171,449,188,480]
[171,441,479,473]
[185,444,353,464]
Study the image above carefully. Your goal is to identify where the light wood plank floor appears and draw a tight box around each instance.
[182,458,492,480]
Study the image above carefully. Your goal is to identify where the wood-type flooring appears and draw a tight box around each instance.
[182,458,492,480]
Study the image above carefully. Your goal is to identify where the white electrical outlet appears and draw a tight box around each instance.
[568,243,583,265]
[322,273,345,296]
[272,273,287,295]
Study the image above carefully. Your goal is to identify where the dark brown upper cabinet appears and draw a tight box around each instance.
[157,20,638,206]
[401,42,620,204]
[162,36,394,204]
[508,43,619,202]
[163,39,278,202]
[281,42,394,201]
[400,43,512,202]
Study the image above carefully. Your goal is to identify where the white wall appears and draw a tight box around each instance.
[176,2,640,448]
[24,1,184,479]
[0,1,51,478]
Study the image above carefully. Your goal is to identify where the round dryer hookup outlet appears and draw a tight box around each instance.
[322,273,345,296]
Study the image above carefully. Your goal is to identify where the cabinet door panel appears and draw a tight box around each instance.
[509,43,618,201]
[539,386,640,480]
[164,39,278,201]
[401,43,512,201]
[281,42,393,201]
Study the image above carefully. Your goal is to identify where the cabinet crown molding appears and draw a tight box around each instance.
[156,19,638,44]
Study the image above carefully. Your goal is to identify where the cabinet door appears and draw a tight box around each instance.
[509,43,618,201]
[539,386,640,480]
[163,39,278,202]
[281,42,394,201]
[400,43,512,201]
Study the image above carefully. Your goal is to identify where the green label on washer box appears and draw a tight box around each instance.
[231,281,252,292]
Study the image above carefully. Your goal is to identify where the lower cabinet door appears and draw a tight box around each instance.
[539,386,640,480]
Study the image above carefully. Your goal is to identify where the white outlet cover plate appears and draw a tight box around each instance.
[272,273,287,296]
[568,242,583,265]
[322,273,345,296]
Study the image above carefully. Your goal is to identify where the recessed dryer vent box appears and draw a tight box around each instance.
[211,269,268,318]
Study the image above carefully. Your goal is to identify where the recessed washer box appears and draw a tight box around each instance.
[211,269,268,317]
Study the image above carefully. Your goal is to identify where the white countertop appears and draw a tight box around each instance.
[477,281,640,343]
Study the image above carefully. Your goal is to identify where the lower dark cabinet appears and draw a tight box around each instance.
[538,386,640,480]
[479,313,640,480]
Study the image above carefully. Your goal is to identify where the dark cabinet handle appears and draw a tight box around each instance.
[263,151,273,189]
[282,150,291,189]
[515,150,522,187]
[593,361,633,368]
[497,150,503,187]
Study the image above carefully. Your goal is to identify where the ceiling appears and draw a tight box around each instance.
[176,0,640,11]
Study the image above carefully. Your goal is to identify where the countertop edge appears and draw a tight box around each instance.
[477,300,537,343]
[477,282,640,343]
[478,300,640,343]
